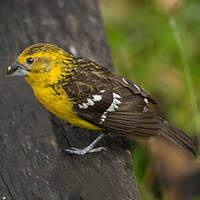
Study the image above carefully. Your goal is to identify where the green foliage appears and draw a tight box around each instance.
[132,144,150,182]
[101,0,200,199]
[101,0,200,134]
[193,195,200,200]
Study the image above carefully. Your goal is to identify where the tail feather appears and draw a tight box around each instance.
[158,117,196,157]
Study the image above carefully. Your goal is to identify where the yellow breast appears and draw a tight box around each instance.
[32,85,101,130]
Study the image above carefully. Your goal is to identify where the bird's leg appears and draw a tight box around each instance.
[64,133,106,155]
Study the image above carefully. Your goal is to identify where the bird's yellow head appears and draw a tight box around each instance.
[7,43,72,86]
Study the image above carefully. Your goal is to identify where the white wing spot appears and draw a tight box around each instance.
[113,93,121,99]
[143,98,150,112]
[134,84,141,92]
[113,99,121,105]
[87,98,94,106]
[143,106,149,112]
[100,92,121,123]
[101,114,107,119]
[100,90,106,93]
[114,104,119,109]
[82,103,88,109]
[122,77,128,84]
[78,104,83,109]
[69,45,77,56]
[93,95,102,101]
[79,95,102,110]
[107,104,116,112]
[144,98,148,104]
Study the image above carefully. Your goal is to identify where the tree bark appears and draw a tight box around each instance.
[0,0,140,199]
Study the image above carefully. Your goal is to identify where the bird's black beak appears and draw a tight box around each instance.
[6,61,28,77]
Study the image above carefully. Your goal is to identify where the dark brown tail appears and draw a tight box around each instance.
[158,117,196,157]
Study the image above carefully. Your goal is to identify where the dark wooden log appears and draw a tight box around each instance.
[0,0,140,199]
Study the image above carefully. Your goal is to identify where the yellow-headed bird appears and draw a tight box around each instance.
[7,43,195,156]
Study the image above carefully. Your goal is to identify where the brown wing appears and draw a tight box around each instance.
[75,79,160,137]
[61,58,160,137]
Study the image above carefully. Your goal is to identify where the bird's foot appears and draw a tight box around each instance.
[64,133,105,155]
[64,146,106,155]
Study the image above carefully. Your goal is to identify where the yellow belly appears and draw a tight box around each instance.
[32,86,101,130]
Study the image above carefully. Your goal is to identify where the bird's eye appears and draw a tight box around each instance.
[26,58,34,64]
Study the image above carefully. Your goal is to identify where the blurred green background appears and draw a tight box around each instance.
[99,0,200,199]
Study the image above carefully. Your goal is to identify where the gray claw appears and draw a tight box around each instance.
[64,147,106,155]
[64,133,105,156]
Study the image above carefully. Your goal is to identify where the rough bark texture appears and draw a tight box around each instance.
[0,0,140,199]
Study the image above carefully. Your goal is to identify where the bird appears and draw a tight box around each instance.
[6,43,195,156]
